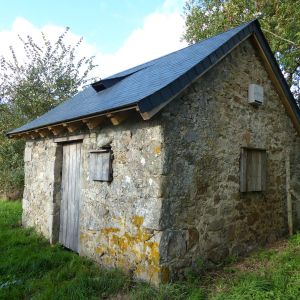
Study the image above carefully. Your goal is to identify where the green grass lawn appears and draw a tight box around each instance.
[1,200,300,299]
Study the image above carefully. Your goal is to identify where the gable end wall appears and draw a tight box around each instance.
[158,38,300,280]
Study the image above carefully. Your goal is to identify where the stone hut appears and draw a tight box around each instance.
[8,20,300,285]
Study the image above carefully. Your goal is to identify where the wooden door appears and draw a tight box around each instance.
[59,142,82,252]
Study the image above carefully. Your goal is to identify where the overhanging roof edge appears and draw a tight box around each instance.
[7,104,138,137]
[137,19,300,134]
[137,20,256,115]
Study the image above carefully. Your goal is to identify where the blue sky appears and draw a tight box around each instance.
[0,0,167,53]
[0,0,187,77]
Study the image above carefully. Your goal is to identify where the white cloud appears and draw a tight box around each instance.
[0,17,98,79]
[96,0,187,77]
[0,0,187,79]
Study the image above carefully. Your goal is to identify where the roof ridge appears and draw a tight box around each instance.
[103,19,256,81]
[9,19,300,136]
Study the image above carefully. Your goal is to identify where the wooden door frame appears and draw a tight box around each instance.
[59,141,82,252]
[51,138,83,250]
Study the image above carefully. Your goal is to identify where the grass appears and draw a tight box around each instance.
[0,200,129,300]
[206,235,300,299]
[0,200,203,299]
[1,200,300,299]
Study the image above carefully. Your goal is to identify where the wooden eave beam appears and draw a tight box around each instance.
[12,133,23,139]
[62,121,82,133]
[8,107,137,139]
[107,112,130,126]
[82,116,104,130]
[25,132,39,139]
[35,128,52,138]
[48,125,65,136]
[30,132,39,139]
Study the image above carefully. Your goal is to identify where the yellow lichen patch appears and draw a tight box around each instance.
[160,267,170,283]
[101,227,120,235]
[148,264,161,278]
[132,245,145,262]
[88,230,98,235]
[103,256,114,266]
[123,232,134,243]
[91,216,162,284]
[111,234,129,251]
[154,145,161,155]
[109,248,117,257]
[115,257,129,270]
[147,241,160,265]
[80,232,88,241]
[132,215,144,227]
[135,264,144,274]
[135,229,151,243]
[135,262,161,284]
[115,216,126,228]
[95,246,105,255]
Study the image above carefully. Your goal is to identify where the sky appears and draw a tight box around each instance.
[0,0,188,78]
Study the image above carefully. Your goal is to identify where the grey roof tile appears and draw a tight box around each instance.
[8,20,300,135]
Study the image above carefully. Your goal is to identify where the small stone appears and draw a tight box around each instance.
[214,194,221,205]
[207,245,229,264]
[185,131,199,143]
[247,212,259,226]
[160,266,170,283]
[187,228,199,250]
[226,224,236,241]
[227,175,238,183]
[160,230,187,261]
[206,207,218,216]
[208,219,224,232]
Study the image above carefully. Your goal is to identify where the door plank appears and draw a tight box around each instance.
[74,143,81,252]
[68,143,76,249]
[59,142,82,252]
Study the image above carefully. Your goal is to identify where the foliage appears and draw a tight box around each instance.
[183,0,300,103]
[0,28,97,194]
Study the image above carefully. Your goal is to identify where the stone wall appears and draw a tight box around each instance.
[23,119,166,284]
[79,120,165,283]
[22,37,300,285]
[23,140,59,239]
[157,38,300,280]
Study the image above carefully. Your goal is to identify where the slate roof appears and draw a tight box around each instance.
[8,19,300,135]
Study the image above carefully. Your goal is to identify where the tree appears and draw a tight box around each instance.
[183,0,300,103]
[0,28,97,196]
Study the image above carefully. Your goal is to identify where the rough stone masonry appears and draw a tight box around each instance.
[22,38,300,284]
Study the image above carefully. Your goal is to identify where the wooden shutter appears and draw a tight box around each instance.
[89,149,112,181]
[240,148,266,192]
